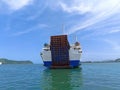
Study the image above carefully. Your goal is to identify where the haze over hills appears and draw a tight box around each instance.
[0,58,33,64]
[81,58,120,63]
[1,58,120,64]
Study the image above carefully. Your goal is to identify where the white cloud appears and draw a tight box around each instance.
[109,29,120,34]
[104,39,120,51]
[2,0,33,11]
[26,1,48,20]
[59,1,92,14]
[13,24,47,36]
[58,0,120,34]
[80,28,120,39]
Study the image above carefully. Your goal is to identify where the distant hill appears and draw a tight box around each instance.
[0,58,33,64]
[115,58,120,62]
[81,58,120,63]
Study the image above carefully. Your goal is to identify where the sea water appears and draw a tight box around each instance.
[0,63,120,90]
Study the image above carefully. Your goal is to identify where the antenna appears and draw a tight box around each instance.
[75,34,78,42]
[62,24,65,35]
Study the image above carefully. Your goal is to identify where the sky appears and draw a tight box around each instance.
[1,0,120,63]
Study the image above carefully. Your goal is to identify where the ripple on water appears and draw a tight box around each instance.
[0,63,120,90]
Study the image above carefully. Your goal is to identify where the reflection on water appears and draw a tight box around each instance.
[41,68,83,90]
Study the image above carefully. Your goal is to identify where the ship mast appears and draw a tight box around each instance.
[75,35,78,42]
[62,24,65,35]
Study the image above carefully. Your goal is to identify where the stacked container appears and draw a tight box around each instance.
[50,35,70,68]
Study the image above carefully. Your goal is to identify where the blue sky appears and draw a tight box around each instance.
[1,0,120,63]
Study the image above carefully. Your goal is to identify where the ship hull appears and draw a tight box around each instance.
[43,60,80,68]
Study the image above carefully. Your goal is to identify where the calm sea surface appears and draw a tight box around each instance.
[0,63,120,90]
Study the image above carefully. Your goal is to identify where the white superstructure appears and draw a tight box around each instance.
[41,42,82,62]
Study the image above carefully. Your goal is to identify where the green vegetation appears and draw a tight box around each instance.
[0,58,33,64]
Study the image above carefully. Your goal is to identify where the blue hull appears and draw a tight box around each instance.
[43,60,80,68]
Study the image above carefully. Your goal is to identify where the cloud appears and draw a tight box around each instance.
[1,0,33,11]
[27,6,47,20]
[26,1,48,20]
[100,29,120,35]
[59,1,92,14]
[12,24,47,36]
[109,29,120,34]
[104,39,120,51]
[58,0,120,34]
[80,28,120,39]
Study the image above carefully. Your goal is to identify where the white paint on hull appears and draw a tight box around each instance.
[41,47,82,62]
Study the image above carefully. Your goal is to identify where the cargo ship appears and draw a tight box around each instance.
[40,35,82,69]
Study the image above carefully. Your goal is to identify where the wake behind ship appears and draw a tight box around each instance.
[40,35,82,69]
